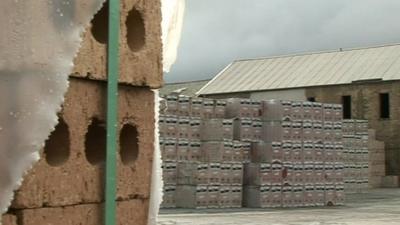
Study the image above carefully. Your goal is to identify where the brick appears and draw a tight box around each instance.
[243,185,271,208]
[161,185,177,209]
[162,162,177,185]
[16,199,148,225]
[382,176,399,188]
[201,119,233,141]
[260,100,292,121]
[225,98,253,118]
[261,121,291,142]
[175,185,208,209]
[72,0,163,88]
[219,186,231,208]
[12,79,155,209]
[368,129,376,139]
[207,186,220,208]
[369,177,383,188]
[177,162,208,185]
[250,141,282,163]
[306,82,400,175]
[368,139,385,150]
[229,185,243,208]
[243,163,272,186]
[1,214,17,225]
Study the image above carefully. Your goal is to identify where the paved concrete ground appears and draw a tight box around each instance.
[158,188,400,225]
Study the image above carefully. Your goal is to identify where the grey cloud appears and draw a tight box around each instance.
[165,0,400,83]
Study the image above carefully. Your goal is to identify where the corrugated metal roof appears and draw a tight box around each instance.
[197,44,400,95]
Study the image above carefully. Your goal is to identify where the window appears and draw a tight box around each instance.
[342,95,352,119]
[307,97,316,102]
[380,93,390,119]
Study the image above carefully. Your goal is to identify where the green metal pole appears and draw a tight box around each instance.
[106,0,120,224]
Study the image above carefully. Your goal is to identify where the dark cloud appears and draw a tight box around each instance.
[165,0,400,83]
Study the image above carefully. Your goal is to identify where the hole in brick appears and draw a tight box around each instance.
[91,1,109,44]
[85,118,106,165]
[44,118,70,167]
[126,7,145,51]
[119,124,139,165]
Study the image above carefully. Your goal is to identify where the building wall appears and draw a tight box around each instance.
[306,81,400,175]
[202,81,400,175]
[250,89,307,101]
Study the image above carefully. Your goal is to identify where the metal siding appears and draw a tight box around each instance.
[198,44,400,95]
[266,57,297,89]
[354,48,384,81]
[384,56,400,80]
[297,53,331,88]
[373,46,399,79]
[359,47,386,81]
[270,55,303,89]
[308,51,339,86]
[338,49,367,83]
[218,62,246,93]
[253,57,281,90]
[325,50,358,85]
[234,60,265,92]
[246,60,270,91]
[254,57,287,90]
[288,54,317,88]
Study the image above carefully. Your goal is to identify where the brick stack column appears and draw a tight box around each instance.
[3,0,162,224]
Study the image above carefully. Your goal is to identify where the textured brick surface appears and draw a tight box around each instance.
[12,78,155,209]
[72,0,163,88]
[16,199,148,225]
[1,214,17,225]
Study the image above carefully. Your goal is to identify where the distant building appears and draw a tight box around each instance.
[161,79,210,97]
[198,44,400,175]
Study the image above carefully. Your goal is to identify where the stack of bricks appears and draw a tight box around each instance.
[342,120,370,193]
[242,100,345,208]
[2,1,162,224]
[159,96,246,209]
[368,129,385,188]
[160,97,349,209]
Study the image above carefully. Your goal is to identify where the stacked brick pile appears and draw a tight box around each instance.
[2,1,162,224]
[342,120,370,193]
[368,129,385,188]
[243,101,345,208]
[160,97,351,209]
[160,96,247,209]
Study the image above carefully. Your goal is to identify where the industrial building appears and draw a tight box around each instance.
[197,44,400,176]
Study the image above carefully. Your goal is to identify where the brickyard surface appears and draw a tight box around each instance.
[158,188,400,225]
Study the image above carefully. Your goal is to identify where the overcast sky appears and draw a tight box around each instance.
[165,0,400,83]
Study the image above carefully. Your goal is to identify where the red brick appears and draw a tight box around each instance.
[1,214,17,225]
